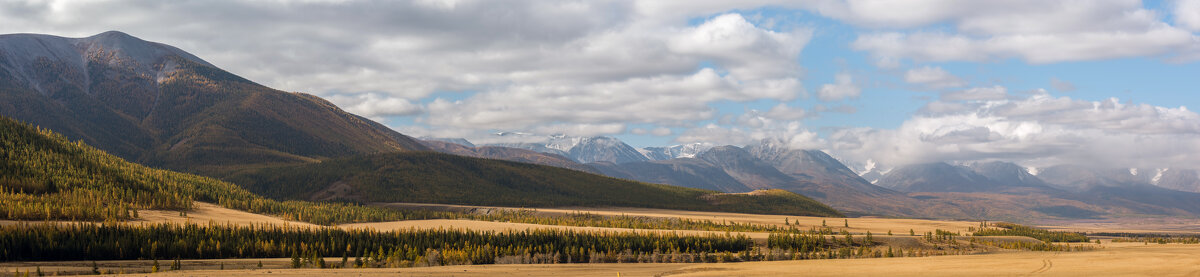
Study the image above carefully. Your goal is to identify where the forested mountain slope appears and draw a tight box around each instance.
[0,115,421,224]
[0,31,425,175]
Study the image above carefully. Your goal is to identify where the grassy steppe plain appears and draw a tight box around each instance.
[3,203,1197,276]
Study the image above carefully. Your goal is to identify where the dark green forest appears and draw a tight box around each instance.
[228,153,843,217]
[0,223,753,265]
[0,116,441,224]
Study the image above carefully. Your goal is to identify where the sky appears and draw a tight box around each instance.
[3,0,1200,170]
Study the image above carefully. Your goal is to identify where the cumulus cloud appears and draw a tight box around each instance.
[668,13,811,80]
[941,86,1008,101]
[817,73,861,101]
[904,66,967,89]
[1176,0,1200,31]
[831,94,1200,169]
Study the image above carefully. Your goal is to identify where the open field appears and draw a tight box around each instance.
[135,202,317,227]
[3,242,1196,276]
[1038,218,1200,235]
[376,203,988,235]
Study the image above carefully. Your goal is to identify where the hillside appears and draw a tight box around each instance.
[0,115,421,224]
[0,31,425,174]
[225,152,844,217]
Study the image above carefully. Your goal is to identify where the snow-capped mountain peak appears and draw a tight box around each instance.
[640,142,715,161]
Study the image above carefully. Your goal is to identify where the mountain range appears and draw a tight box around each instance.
[0,31,841,218]
[432,133,1200,220]
[5,31,1198,223]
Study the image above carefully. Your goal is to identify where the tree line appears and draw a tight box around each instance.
[971,222,1090,243]
[0,222,753,265]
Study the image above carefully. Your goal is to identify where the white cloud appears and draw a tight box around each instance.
[941,86,1008,101]
[1175,0,1200,31]
[668,13,811,80]
[817,73,861,101]
[423,67,801,131]
[904,66,966,89]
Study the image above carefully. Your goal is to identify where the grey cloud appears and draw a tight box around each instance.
[844,1,1200,65]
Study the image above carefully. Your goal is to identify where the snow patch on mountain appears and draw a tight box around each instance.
[1152,168,1168,184]
[640,142,714,160]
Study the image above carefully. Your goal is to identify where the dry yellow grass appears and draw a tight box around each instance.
[3,242,1184,276]
[377,203,986,235]
[0,202,316,228]
[3,203,1197,276]
[135,202,317,227]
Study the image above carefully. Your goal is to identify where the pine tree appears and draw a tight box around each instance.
[291,252,302,268]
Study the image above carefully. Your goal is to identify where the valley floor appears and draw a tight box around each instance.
[5,203,1198,276]
[2,242,1196,276]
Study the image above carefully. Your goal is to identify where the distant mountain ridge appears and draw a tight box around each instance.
[420,139,600,174]
[489,135,648,164]
[0,31,426,174]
